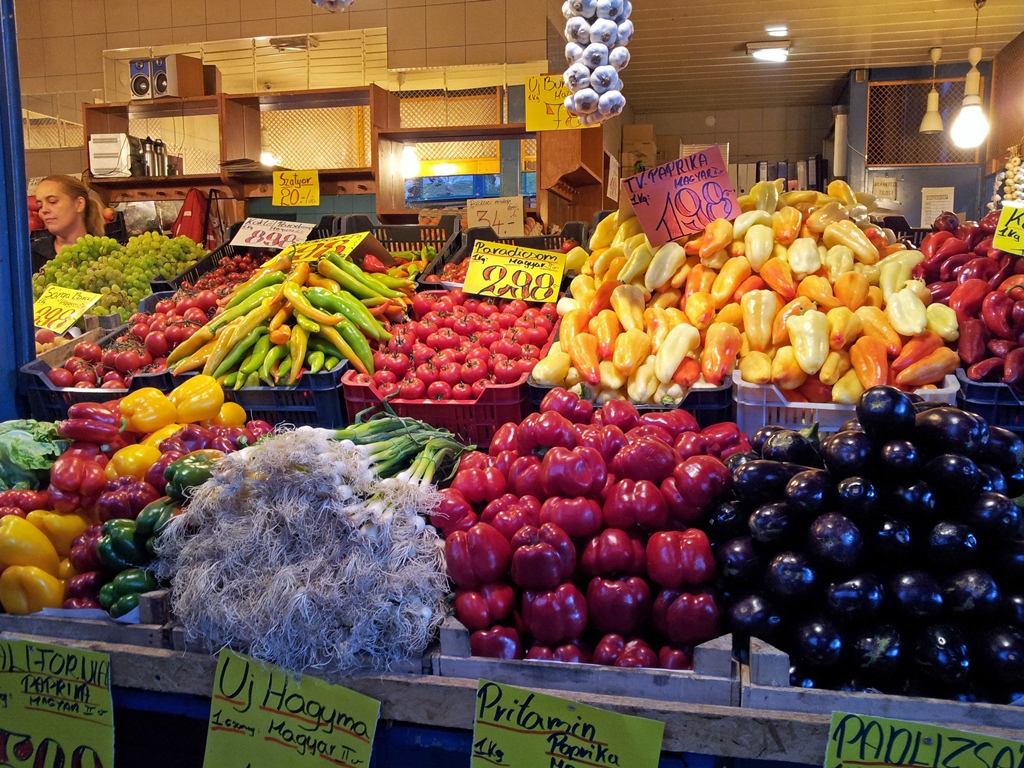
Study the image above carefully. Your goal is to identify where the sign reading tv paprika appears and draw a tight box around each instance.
[993,203,1024,256]
[622,145,738,248]
[0,637,114,767]
[462,240,566,303]
[472,679,663,768]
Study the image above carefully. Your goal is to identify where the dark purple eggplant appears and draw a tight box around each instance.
[943,569,1002,618]
[728,594,784,643]
[996,539,1024,582]
[749,502,800,550]
[839,418,863,433]
[766,551,819,604]
[820,431,875,478]
[1003,594,1024,629]
[978,464,1008,494]
[879,440,922,479]
[836,476,881,521]
[825,574,885,622]
[733,461,806,506]
[887,481,937,526]
[868,517,915,564]
[914,408,989,457]
[1008,465,1024,498]
[979,426,1024,476]
[808,512,863,572]
[723,451,760,472]
[784,469,837,518]
[968,492,1023,538]
[794,617,844,668]
[706,499,751,544]
[716,536,763,587]
[974,626,1024,688]
[924,454,982,503]
[927,521,979,570]
[857,386,916,443]
[915,624,970,688]
[913,401,944,413]
[751,425,788,456]
[762,429,823,468]
[891,571,944,619]
[850,623,904,677]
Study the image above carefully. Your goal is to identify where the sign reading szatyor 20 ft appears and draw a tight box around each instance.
[462,240,567,303]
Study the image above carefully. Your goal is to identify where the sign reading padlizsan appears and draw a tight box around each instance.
[0,637,114,767]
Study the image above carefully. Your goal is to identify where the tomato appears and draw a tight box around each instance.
[521,343,543,360]
[432,295,455,313]
[373,370,398,388]
[64,357,90,374]
[390,329,415,354]
[462,359,488,384]
[399,377,427,399]
[177,297,198,313]
[427,380,452,400]
[463,298,480,313]
[451,347,468,364]
[439,312,459,330]
[491,339,523,359]
[154,299,176,314]
[382,352,410,379]
[145,332,169,358]
[408,321,437,341]
[518,326,549,346]
[194,290,219,312]
[415,363,439,386]
[411,293,436,318]
[494,313,515,329]
[506,300,529,317]
[486,352,509,373]
[183,307,207,325]
[72,341,102,363]
[477,330,501,348]
[451,382,473,400]
[427,329,460,350]
[411,343,434,367]
[452,315,479,336]
[377,380,400,398]
[477,302,497,318]
[493,358,521,384]
[471,378,490,398]
[421,311,445,326]
[466,347,490,366]
[47,367,74,387]
[73,368,97,386]
[164,324,186,346]
[448,289,467,306]
[101,349,119,368]
[115,350,141,374]
[373,350,388,371]
[438,362,462,387]
[513,357,535,376]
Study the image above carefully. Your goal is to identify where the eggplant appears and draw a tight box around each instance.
[857,386,916,443]
[914,408,989,457]
[850,623,904,678]
[749,502,800,550]
[978,464,1008,494]
[793,617,844,668]
[913,401,944,414]
[766,551,819,604]
[891,571,944,620]
[706,499,751,545]
[1008,465,1024,498]
[728,594,784,643]
[915,624,971,685]
[723,451,760,472]
[1003,594,1024,629]
[808,512,863,572]
[716,536,763,587]
[879,440,922,480]
[762,430,823,468]
[968,492,1023,538]
[751,425,788,456]
[979,426,1024,476]
[887,481,937,526]
[974,626,1024,688]
[868,517,915,564]
[836,476,881,521]
[943,569,1002,618]
[820,431,875,478]
[996,539,1024,582]
[927,521,979,571]
[784,469,837,519]
[733,461,806,506]
[790,665,825,688]
[825,574,885,623]
[924,454,982,503]
[839,418,863,433]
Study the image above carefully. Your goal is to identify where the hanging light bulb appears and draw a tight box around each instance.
[919,47,944,135]
[950,46,989,148]
[400,145,420,179]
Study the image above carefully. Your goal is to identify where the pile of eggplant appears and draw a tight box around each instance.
[710,386,1024,703]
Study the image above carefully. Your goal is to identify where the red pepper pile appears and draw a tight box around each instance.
[434,388,748,667]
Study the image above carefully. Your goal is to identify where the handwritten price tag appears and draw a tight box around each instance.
[463,240,566,303]
[467,196,525,237]
[272,170,320,207]
[230,217,318,250]
[472,679,663,768]
[622,145,738,248]
[525,75,596,132]
[993,204,1024,256]
[0,637,114,768]
[33,285,102,334]
[203,649,380,768]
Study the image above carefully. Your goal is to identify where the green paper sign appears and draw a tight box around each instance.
[825,711,1024,768]
[472,679,664,768]
[203,649,381,768]
[0,637,114,767]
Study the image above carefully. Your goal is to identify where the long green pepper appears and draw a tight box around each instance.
[213,326,269,379]
[223,272,286,310]
[307,350,326,374]
[327,254,404,299]
[261,344,289,386]
[306,287,390,341]
[240,334,272,376]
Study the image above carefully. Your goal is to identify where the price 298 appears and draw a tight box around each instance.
[479,265,557,303]
[655,180,734,241]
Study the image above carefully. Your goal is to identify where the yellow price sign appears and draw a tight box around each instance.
[472,679,664,768]
[33,285,102,333]
[993,204,1024,255]
[273,170,320,207]
[0,637,114,767]
[826,711,1024,768]
[285,232,370,263]
[525,75,596,132]
[462,240,566,304]
[203,649,381,768]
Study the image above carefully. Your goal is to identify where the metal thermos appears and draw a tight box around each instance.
[141,136,156,176]
[153,138,168,176]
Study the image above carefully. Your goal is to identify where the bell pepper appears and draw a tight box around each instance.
[644,242,686,292]
[894,346,958,388]
[653,323,700,384]
[610,284,645,332]
[747,180,778,213]
[701,322,742,386]
[168,375,225,424]
[0,515,61,576]
[772,207,803,246]
[602,478,668,532]
[103,443,162,482]
[94,476,159,523]
[587,576,652,636]
[119,388,177,435]
[772,297,814,347]
[470,626,523,659]
[903,279,932,309]
[786,310,829,375]
[733,209,772,240]
[834,271,869,311]
[164,449,224,502]
[926,303,959,342]
[982,290,1016,340]
[828,367,862,404]
[96,518,147,572]
[453,583,515,632]
[626,359,659,403]
[25,511,89,559]
[429,488,477,537]
[539,446,606,499]
[806,201,850,233]
[758,257,796,301]
[57,416,121,446]
[827,306,863,350]
[612,329,652,377]
[797,275,842,311]
[886,287,928,337]
[580,528,645,577]
[68,525,104,572]
[824,244,855,283]
[957,318,991,366]
[856,306,903,357]
[819,349,851,386]
[878,251,924,300]
[890,331,944,375]
[823,220,879,264]
[445,522,511,589]
[850,336,889,389]
[652,589,722,646]
[65,570,109,604]
[661,454,732,526]
[697,218,732,259]
[743,224,775,272]
[99,567,158,618]
[643,306,671,353]
[450,466,507,506]
[771,345,807,390]
[516,411,577,456]
[142,424,184,448]
[532,351,571,387]
[646,529,715,588]
[741,290,779,353]
[739,351,772,384]
[134,496,179,554]
[522,583,588,645]
[567,332,601,387]
[683,291,714,331]
[203,402,248,429]
[509,523,576,590]
[539,496,603,539]
[0,565,64,614]
[786,238,820,279]
[588,309,621,359]
[538,388,592,425]
[618,238,654,285]
[948,279,991,325]
[711,258,751,309]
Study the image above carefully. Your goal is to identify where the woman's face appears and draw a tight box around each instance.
[35,181,85,238]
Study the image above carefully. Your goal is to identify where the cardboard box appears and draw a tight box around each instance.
[622,141,657,169]
[656,136,684,165]
[623,124,656,145]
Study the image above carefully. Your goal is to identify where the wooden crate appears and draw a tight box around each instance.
[743,638,1024,732]
[436,617,740,706]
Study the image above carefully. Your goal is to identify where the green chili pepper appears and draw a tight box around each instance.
[208,286,278,332]
[261,344,289,386]
[327,255,404,298]
[324,355,341,371]
[294,312,320,334]
[275,357,292,384]
[223,271,286,310]
[307,350,326,374]
[317,258,379,300]
[244,371,260,387]
[306,287,390,341]
[240,334,272,376]
[213,326,269,378]
[334,317,374,373]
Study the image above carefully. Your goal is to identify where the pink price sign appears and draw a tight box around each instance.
[621,146,738,247]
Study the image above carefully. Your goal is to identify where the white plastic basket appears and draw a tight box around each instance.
[733,375,960,435]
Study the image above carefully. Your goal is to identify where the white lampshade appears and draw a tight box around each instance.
[919,89,944,134]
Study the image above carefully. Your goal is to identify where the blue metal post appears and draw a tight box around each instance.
[0,0,32,420]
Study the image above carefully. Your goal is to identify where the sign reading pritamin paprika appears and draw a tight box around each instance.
[272,170,320,207]
[993,204,1024,256]
[471,679,664,768]
[33,285,102,333]
[0,637,114,767]
[462,240,566,304]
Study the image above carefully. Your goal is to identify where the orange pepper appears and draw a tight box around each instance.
[865,286,885,308]
[856,306,903,357]
[673,357,701,388]
[797,275,844,310]
[588,310,621,359]
[890,331,944,375]
[711,258,752,309]
[652,288,683,310]
[684,291,716,330]
[771,206,803,246]
[894,346,958,388]
[760,257,797,301]
[716,302,744,330]
[587,279,621,320]
[834,271,870,311]
[699,219,733,260]
[796,375,832,403]
[612,329,652,376]
[771,346,807,390]
[568,332,601,387]
[603,256,627,285]
[700,322,742,386]
[732,275,767,304]
[269,324,291,346]
[826,307,863,350]
[850,336,889,389]
[560,309,588,353]
[772,297,815,347]
[684,264,714,302]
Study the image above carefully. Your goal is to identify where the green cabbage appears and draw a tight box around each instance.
[0,420,67,491]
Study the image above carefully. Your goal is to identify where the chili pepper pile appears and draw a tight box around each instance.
[434,388,746,665]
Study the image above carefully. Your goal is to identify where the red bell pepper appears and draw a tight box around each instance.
[480,494,540,540]
[361,254,388,274]
[957,257,1001,285]
[65,570,110,602]
[646,529,716,588]
[933,236,969,263]
[94,477,160,522]
[470,626,523,659]
[938,252,974,282]
[507,455,545,498]
[580,528,646,577]
[1015,302,1024,335]
[48,454,108,514]
[445,522,512,588]
[615,639,658,668]
[652,588,722,645]
[450,466,507,505]
[928,281,958,305]
[638,410,699,439]
[674,431,711,460]
[454,583,515,631]
[510,523,576,590]
[610,436,679,484]
[526,641,589,663]
[246,420,274,439]
[625,424,674,444]
[595,399,640,433]
[663,456,732,525]
[540,387,594,425]
[430,488,478,537]
[980,209,1001,234]
[521,583,587,645]
[699,423,747,458]
[1001,276,1024,302]
[539,496,603,539]
[459,451,493,472]
[576,424,627,465]
[591,633,626,665]
[516,412,577,456]
[57,418,121,445]
[949,279,992,325]
[68,525,104,573]
[988,339,1019,358]
[0,489,48,513]
[982,290,1016,340]
[602,479,668,532]
[586,576,651,635]
[659,646,692,670]
[957,319,992,366]
[142,450,185,496]
[488,423,519,456]
[491,450,517,479]
[540,446,606,498]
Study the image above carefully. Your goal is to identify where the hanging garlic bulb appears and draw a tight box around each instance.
[311,0,353,9]
[562,0,632,124]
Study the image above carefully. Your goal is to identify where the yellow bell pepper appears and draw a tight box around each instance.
[701,249,729,270]
[733,210,772,240]
[750,180,780,213]
[741,290,780,353]
[120,388,177,434]
[739,351,773,385]
[701,323,743,386]
[598,360,626,391]
[878,251,924,301]
[610,284,646,332]
[26,511,89,558]
[717,302,744,330]
[699,219,734,260]
[885,287,928,337]
[832,368,865,404]
[760,257,797,301]
[105,443,163,482]
[904,279,932,307]
[819,349,852,386]
[570,274,595,302]
[612,217,643,248]
[168,374,226,424]
[788,238,822,279]
[834,271,870,311]
[824,244,855,282]
[533,352,570,386]
[142,423,184,447]
[643,307,671,354]
[0,566,65,614]
[711,258,752,309]
[806,201,850,234]
[772,207,803,246]
[827,307,864,350]
[771,346,807,390]
[0,515,60,576]
[798,275,844,310]
[590,245,622,278]
[856,306,903,357]
[827,180,858,206]
[787,310,829,375]
[645,242,687,292]
[613,329,652,377]
[626,358,659,404]
[652,288,683,310]
[823,221,880,265]
[565,246,588,274]
[772,297,815,348]
[589,212,619,250]
[865,286,885,308]
[59,557,77,580]
[684,291,716,330]
[741,225,771,273]
[655,323,701,384]
[204,402,248,428]
[926,303,960,342]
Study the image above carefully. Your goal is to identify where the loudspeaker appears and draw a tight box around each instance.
[129,59,152,100]
[151,54,205,99]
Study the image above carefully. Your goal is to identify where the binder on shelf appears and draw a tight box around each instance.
[776,160,789,185]
[741,163,756,195]
[757,160,769,182]
[766,163,779,182]
[807,154,818,191]
[796,160,808,190]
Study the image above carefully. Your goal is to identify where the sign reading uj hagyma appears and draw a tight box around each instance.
[472,679,664,768]
[825,711,1024,768]
[0,637,114,768]
[622,145,739,248]
[203,649,381,768]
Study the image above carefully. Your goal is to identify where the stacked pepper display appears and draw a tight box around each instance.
[538,181,961,406]
[433,387,745,665]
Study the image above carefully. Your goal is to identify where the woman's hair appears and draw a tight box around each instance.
[39,175,106,237]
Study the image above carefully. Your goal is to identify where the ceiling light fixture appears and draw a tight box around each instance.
[950,0,989,149]
[919,47,944,135]
[747,41,790,63]
[269,35,318,52]
[400,145,421,179]
[765,24,788,37]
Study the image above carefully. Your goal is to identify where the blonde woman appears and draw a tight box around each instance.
[32,175,106,272]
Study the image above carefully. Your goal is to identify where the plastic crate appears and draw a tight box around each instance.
[527,379,734,429]
[955,369,1024,432]
[215,361,350,429]
[733,375,959,435]
[340,213,461,256]
[139,291,174,314]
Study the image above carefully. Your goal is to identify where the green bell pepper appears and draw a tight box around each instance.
[97,519,147,572]
[164,449,224,502]
[135,497,179,541]
[110,593,140,618]
[103,568,159,618]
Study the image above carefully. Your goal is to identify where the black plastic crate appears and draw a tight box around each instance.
[955,369,1024,433]
[139,291,174,314]
[340,214,461,257]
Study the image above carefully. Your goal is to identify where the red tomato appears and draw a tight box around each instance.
[415,363,439,386]
[427,380,452,400]
[477,330,501,348]
[462,359,488,384]
[477,302,497,318]
[115,350,141,374]
[495,313,515,329]
[72,368,97,386]
[194,290,219,311]
[491,339,523,359]
[412,343,435,367]
[411,293,436,318]
[448,289,466,306]
[398,377,426,399]
[452,315,479,336]
[164,324,186,345]
[521,343,543,360]
[377,380,400,398]
[438,362,462,387]
[493,358,520,384]
[513,357,535,376]
[176,297,197,313]
[373,370,397,387]
[372,350,388,371]
[182,307,207,325]
[466,348,490,366]
[506,300,529,317]
[427,329,460,350]
[154,299,175,314]
[101,349,119,369]
[518,326,548,346]
[145,332,169,358]
[471,378,490,398]
[486,353,509,373]
[382,352,410,379]
[451,382,473,400]
[47,367,74,387]
[73,341,102,363]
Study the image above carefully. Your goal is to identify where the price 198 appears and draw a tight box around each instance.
[654,180,734,241]
[479,265,557,303]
